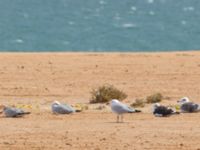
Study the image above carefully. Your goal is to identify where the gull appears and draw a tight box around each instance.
[111,99,141,122]
[177,97,200,113]
[2,106,30,117]
[152,103,179,117]
[51,101,75,114]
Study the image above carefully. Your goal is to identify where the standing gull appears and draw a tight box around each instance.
[2,106,30,118]
[152,103,178,117]
[51,101,75,114]
[177,97,200,113]
[111,99,141,122]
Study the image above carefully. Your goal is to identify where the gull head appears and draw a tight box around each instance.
[152,103,160,112]
[52,101,61,106]
[110,99,120,105]
[177,97,190,105]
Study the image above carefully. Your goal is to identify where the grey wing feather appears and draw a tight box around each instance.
[181,102,199,112]
[4,108,17,117]
[112,104,134,114]
[52,104,75,114]
[4,107,29,117]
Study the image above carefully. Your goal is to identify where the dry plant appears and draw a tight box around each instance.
[146,93,163,103]
[131,99,146,107]
[90,84,127,103]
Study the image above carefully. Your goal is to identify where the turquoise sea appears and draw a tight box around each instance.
[0,0,199,52]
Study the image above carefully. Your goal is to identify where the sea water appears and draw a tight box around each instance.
[0,0,199,52]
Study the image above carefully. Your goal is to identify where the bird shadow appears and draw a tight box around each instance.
[0,115,25,119]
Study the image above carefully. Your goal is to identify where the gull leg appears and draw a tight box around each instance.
[117,115,119,123]
[121,115,124,123]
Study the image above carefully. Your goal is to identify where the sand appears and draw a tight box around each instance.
[0,51,200,149]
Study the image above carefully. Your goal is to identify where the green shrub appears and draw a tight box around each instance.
[146,93,163,103]
[90,84,127,103]
[131,99,145,107]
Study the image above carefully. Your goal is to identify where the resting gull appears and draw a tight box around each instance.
[177,97,200,113]
[111,99,141,122]
[51,101,75,114]
[3,106,30,118]
[152,103,178,117]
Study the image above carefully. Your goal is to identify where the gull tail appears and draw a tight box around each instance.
[135,109,141,113]
[172,111,180,115]
[75,109,82,112]
[128,109,141,113]
[19,112,31,115]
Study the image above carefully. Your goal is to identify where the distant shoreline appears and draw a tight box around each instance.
[0,50,199,54]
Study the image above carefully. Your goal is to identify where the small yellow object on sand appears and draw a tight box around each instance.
[175,105,180,111]
[73,103,89,112]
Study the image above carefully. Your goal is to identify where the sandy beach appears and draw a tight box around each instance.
[0,51,200,150]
